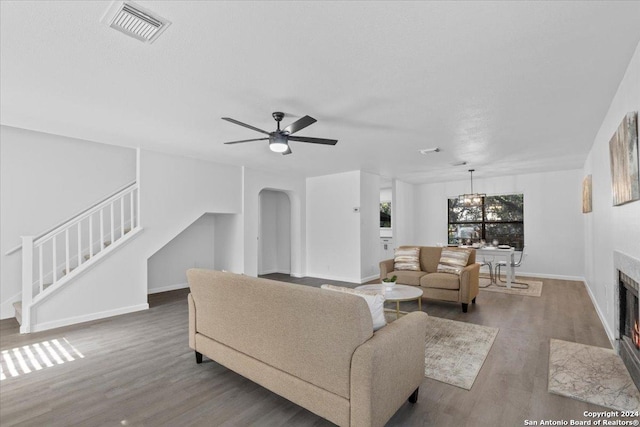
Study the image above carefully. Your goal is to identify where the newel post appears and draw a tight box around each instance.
[21,236,33,333]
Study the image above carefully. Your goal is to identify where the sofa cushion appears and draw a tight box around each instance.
[321,285,387,331]
[420,272,461,290]
[389,270,427,286]
[437,248,472,275]
[394,247,420,271]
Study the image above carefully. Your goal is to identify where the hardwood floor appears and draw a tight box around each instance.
[0,275,617,426]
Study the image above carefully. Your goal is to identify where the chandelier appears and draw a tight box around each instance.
[459,169,486,207]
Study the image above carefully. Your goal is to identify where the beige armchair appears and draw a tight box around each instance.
[380,246,480,312]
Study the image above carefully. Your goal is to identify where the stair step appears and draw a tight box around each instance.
[13,301,22,325]
[61,267,75,276]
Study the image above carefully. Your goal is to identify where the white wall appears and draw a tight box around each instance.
[583,41,640,341]
[307,171,361,282]
[380,188,392,202]
[0,126,136,318]
[360,172,381,281]
[243,168,306,278]
[306,170,380,283]
[392,179,416,247]
[259,190,291,275]
[414,169,585,279]
[213,213,244,273]
[147,213,216,293]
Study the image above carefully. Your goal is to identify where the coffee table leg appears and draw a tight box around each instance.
[396,301,400,319]
[418,297,422,312]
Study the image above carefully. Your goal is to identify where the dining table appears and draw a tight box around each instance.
[462,246,516,288]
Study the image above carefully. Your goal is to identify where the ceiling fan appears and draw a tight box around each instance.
[221,112,338,155]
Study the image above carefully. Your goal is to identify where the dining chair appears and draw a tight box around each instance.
[478,256,494,287]
[494,246,528,289]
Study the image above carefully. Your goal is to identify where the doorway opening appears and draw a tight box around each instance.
[258,190,291,275]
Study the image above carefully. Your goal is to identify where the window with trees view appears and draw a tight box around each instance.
[448,194,524,249]
[380,202,391,228]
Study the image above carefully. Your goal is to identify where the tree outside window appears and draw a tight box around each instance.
[447,194,524,249]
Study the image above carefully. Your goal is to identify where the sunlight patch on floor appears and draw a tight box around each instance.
[0,338,84,381]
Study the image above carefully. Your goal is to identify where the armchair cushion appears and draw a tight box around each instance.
[394,247,420,271]
[437,248,472,275]
[420,272,461,290]
[387,270,426,286]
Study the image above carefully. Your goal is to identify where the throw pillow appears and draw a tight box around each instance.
[437,248,472,275]
[394,247,420,271]
[320,284,386,331]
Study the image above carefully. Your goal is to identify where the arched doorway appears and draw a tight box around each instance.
[258,190,291,275]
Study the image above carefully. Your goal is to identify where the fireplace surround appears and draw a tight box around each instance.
[614,251,640,390]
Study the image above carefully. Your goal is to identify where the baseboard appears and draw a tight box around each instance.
[360,274,380,284]
[517,271,584,281]
[0,291,22,320]
[305,272,369,284]
[148,283,189,294]
[582,277,616,348]
[31,303,149,333]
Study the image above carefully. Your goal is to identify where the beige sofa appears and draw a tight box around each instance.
[187,269,429,427]
[380,246,480,312]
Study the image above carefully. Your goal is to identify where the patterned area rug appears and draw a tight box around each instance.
[479,277,543,297]
[548,339,640,411]
[422,316,498,390]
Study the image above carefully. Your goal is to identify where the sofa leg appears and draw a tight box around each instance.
[195,351,203,364]
[408,387,419,403]
[461,303,468,313]
[472,297,476,304]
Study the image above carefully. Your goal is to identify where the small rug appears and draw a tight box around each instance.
[479,277,543,297]
[548,339,640,411]
[421,316,498,390]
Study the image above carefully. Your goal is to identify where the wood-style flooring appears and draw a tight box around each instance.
[0,274,616,426]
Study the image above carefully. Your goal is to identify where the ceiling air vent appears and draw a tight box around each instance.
[101,1,171,43]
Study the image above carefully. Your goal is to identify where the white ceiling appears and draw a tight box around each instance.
[2,1,639,184]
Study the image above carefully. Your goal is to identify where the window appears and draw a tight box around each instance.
[380,202,391,228]
[447,194,524,249]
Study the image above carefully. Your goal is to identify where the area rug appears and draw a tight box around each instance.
[479,277,543,297]
[548,339,640,411]
[422,316,499,390]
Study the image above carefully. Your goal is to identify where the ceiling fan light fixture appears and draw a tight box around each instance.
[269,134,289,153]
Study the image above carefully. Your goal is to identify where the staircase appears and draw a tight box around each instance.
[12,181,141,333]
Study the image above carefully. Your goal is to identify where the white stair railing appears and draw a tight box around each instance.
[19,181,140,333]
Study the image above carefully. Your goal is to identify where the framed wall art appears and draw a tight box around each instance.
[609,111,639,206]
[582,174,592,213]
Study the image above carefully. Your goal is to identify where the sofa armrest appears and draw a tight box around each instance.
[379,259,395,280]
[188,293,196,350]
[459,263,480,303]
[350,311,428,427]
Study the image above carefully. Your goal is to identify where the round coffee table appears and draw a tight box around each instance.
[356,284,424,319]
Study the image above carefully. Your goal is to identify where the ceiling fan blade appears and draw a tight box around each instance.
[221,117,271,135]
[282,146,293,155]
[284,115,317,135]
[288,135,338,145]
[223,137,269,144]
